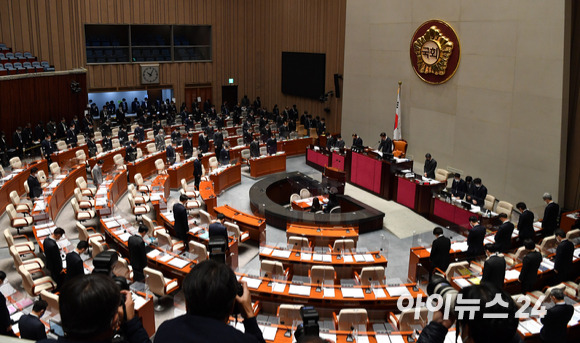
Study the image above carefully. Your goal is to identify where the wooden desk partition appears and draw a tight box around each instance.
[286,224,359,247]
[46,165,86,220]
[214,205,266,242]
[277,137,313,156]
[51,145,88,167]
[209,163,241,194]
[126,151,167,183]
[249,153,287,178]
[0,159,48,215]
[396,176,445,215]
[199,180,217,216]
[306,147,330,171]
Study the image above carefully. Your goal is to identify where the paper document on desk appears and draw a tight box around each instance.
[385,286,411,297]
[312,253,323,261]
[322,254,332,262]
[147,250,161,259]
[118,233,131,242]
[373,287,387,298]
[574,248,580,259]
[242,277,262,289]
[34,201,46,212]
[96,189,107,196]
[48,180,61,188]
[454,279,471,288]
[150,193,163,201]
[341,287,365,298]
[363,254,374,262]
[354,254,365,262]
[158,254,173,263]
[259,247,273,256]
[259,326,277,341]
[106,221,120,229]
[189,227,202,235]
[375,335,390,343]
[288,284,311,296]
[300,253,312,261]
[541,258,554,269]
[271,282,286,293]
[323,287,335,298]
[518,319,542,334]
[95,198,108,207]
[57,239,71,249]
[450,241,468,252]
[132,295,147,310]
[568,310,580,326]
[168,258,190,269]
[504,270,520,280]
[271,249,292,258]
[389,335,406,343]
[36,228,51,238]
[343,255,354,263]
[357,336,370,343]
[0,283,16,297]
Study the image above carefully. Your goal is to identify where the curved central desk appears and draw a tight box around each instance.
[249,172,384,232]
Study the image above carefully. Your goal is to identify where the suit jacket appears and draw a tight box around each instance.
[250,141,260,157]
[66,128,77,146]
[18,314,46,340]
[430,235,451,272]
[209,222,228,243]
[125,146,137,162]
[266,137,277,155]
[481,254,506,290]
[494,221,514,253]
[118,129,128,145]
[155,134,166,152]
[173,203,189,239]
[166,145,176,164]
[451,179,467,199]
[27,175,43,199]
[182,139,193,156]
[91,165,103,186]
[335,139,346,149]
[134,127,145,142]
[424,159,437,179]
[542,202,560,236]
[352,137,363,148]
[41,139,54,158]
[86,139,97,157]
[12,131,23,150]
[554,239,574,279]
[467,225,486,257]
[214,132,224,148]
[471,185,488,206]
[219,149,230,165]
[43,236,63,277]
[0,293,10,335]
[155,314,265,343]
[193,158,203,178]
[518,250,541,292]
[199,135,209,153]
[102,137,112,152]
[517,210,535,241]
[128,234,148,272]
[540,303,575,343]
[378,137,393,154]
[65,251,84,283]
[56,122,67,138]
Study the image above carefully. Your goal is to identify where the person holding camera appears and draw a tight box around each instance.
[38,273,150,343]
[155,260,265,343]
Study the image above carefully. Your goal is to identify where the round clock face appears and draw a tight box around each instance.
[142,66,159,83]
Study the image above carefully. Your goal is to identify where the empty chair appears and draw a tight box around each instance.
[71,198,96,221]
[37,170,48,187]
[278,304,303,328]
[397,307,428,331]
[310,265,336,284]
[444,261,470,282]
[76,222,104,243]
[237,138,244,146]
[111,128,119,137]
[9,190,32,215]
[259,146,267,156]
[496,201,513,220]
[6,203,34,234]
[146,131,155,141]
[289,193,301,205]
[76,134,86,145]
[50,162,61,176]
[96,144,103,154]
[113,257,134,281]
[208,156,218,170]
[112,138,121,149]
[333,239,355,252]
[185,198,202,216]
[260,260,288,279]
[155,229,185,252]
[199,209,213,227]
[288,236,309,249]
[39,290,59,315]
[94,131,103,140]
[434,168,450,184]
[128,194,151,221]
[241,149,251,164]
[0,165,4,177]
[222,130,228,138]
[134,173,151,193]
[155,159,166,175]
[358,266,386,286]
[76,150,87,164]
[128,184,149,204]
[56,140,67,151]
[335,309,368,331]
[224,221,249,242]
[141,216,165,237]
[299,189,311,199]
[188,241,208,262]
[484,194,496,211]
[236,128,243,136]
[180,178,199,198]
[9,245,45,273]
[144,267,179,311]
[89,238,109,256]
[566,229,580,241]
[10,157,22,169]
[4,228,35,255]
[113,153,126,170]
[147,142,157,154]
[76,176,96,197]
[539,235,558,256]
[74,188,95,209]
[18,265,57,297]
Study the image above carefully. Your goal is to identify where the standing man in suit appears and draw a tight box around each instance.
[423,153,437,179]
[266,135,277,155]
[86,134,97,157]
[213,130,224,159]
[91,160,104,189]
[41,133,55,164]
[102,133,113,152]
[198,132,209,153]
[27,167,43,199]
[155,130,166,152]
[541,192,560,237]
[134,123,145,142]
[209,213,229,243]
[553,229,574,283]
[250,136,260,158]
[193,153,203,191]
[131,97,140,113]
[57,118,68,139]
[351,133,363,149]
[64,241,88,284]
[518,239,542,293]
[125,140,137,163]
[540,288,574,343]
[430,227,451,275]
[470,178,488,207]
[451,173,467,200]
[44,227,65,288]
[128,225,149,282]
[516,202,535,243]
[464,176,475,202]
[493,213,514,253]
[467,216,486,260]
[219,142,230,165]
[118,125,128,146]
[335,134,346,149]
[183,133,194,159]
[166,141,176,165]
[0,271,14,337]
[12,127,24,157]
[173,194,190,250]
[481,244,506,290]
[378,132,393,155]
[18,299,47,340]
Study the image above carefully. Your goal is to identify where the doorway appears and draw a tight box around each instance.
[221,85,238,111]
[185,86,212,111]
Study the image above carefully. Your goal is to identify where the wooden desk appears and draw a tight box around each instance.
[86,147,126,173]
[277,137,314,156]
[214,205,266,242]
[126,151,166,183]
[560,210,579,233]
[51,144,88,167]
[306,147,331,171]
[291,195,328,211]
[396,176,445,215]
[94,170,128,216]
[46,165,86,220]
[0,159,48,215]
[199,180,217,216]
[249,153,287,178]
[331,151,346,171]
[209,163,241,194]
[286,224,359,247]
[430,197,501,232]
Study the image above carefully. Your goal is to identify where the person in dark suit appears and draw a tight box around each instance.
[155,260,265,343]
[118,126,129,146]
[324,192,340,213]
[153,120,163,136]
[493,213,514,253]
[317,118,326,137]
[66,125,77,147]
[540,288,574,343]
[128,225,149,282]
[43,227,65,288]
[266,136,277,155]
[102,133,113,152]
[56,118,68,139]
[516,202,535,243]
[173,195,190,249]
[470,178,488,207]
[198,132,209,153]
[193,153,203,191]
[34,122,46,142]
[132,97,140,113]
[219,142,230,165]
[41,133,55,164]
[166,141,176,165]
[378,132,393,155]
[481,244,506,290]
[335,134,346,149]
[213,130,224,159]
[209,213,229,244]
[116,107,126,126]
[27,167,43,199]
[18,299,48,340]
[125,140,138,163]
[171,127,181,146]
[0,271,14,337]
[423,153,437,179]
[100,119,112,137]
[183,133,194,159]
[250,136,260,158]
[467,216,486,259]
[518,239,542,293]
[553,229,574,283]
[451,173,467,199]
[541,192,559,237]
[64,241,88,284]
[464,175,475,201]
[134,123,145,142]
[12,127,24,157]
[430,227,451,274]
[86,134,97,157]
[351,133,363,149]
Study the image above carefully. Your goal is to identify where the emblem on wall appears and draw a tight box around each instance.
[410,20,460,85]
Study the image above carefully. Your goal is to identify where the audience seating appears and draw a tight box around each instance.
[94,132,103,141]
[484,194,496,211]
[334,309,368,331]
[496,200,513,219]
[128,194,152,221]
[75,177,96,197]
[144,267,179,311]
[333,239,355,252]
[154,159,166,175]
[259,146,267,156]
[435,168,450,184]
[89,238,110,256]
[74,188,95,209]
[288,236,310,249]
[71,198,96,222]
[146,131,155,141]
[180,178,200,198]
[50,162,61,176]
[208,157,218,170]
[260,260,289,279]
[6,203,34,234]
[18,265,56,297]
[199,209,213,227]
[310,265,336,284]
[9,190,32,215]
[10,157,22,169]
[224,221,249,242]
[56,140,67,151]
[188,241,207,262]
[37,170,48,187]
[113,154,126,170]
[277,304,302,327]
[357,266,386,286]
[146,143,156,154]
[76,134,86,145]
[76,150,87,164]
[389,307,428,331]
[9,245,45,273]
[39,290,59,315]
[299,188,311,199]
[112,138,121,149]
[3,228,35,255]
[155,229,185,252]
[128,184,149,204]
[134,173,151,193]
[76,222,105,243]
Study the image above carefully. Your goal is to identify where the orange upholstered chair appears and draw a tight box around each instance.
[393,140,408,158]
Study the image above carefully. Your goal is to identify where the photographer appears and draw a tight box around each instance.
[155,260,265,343]
[38,274,150,343]
[418,282,521,343]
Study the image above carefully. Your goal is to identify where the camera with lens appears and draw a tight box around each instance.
[427,273,458,314]
[294,306,320,342]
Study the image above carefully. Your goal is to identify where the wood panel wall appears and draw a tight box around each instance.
[0,0,346,133]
